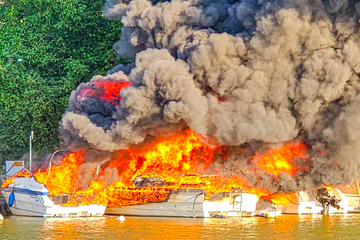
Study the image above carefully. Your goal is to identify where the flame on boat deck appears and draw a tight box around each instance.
[2,130,311,207]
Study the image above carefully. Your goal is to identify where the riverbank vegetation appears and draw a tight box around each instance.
[0,0,124,163]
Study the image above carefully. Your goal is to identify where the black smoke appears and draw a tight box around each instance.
[60,0,360,192]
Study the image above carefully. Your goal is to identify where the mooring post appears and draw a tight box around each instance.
[29,131,34,172]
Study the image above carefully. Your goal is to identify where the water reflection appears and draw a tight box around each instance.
[38,218,108,240]
[1,214,360,239]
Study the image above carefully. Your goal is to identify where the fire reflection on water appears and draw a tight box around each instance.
[1,215,360,240]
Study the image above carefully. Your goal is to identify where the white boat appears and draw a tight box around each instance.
[1,175,106,218]
[337,182,360,213]
[271,188,354,214]
[105,189,258,218]
[272,191,323,214]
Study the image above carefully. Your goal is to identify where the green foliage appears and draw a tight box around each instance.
[0,0,124,162]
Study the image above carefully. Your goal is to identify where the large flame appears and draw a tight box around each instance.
[34,151,84,195]
[253,142,309,176]
[1,169,32,188]
[3,130,311,207]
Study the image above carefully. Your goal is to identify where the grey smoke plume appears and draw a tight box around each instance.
[61,0,360,192]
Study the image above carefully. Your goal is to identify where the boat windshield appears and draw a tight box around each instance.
[1,169,33,188]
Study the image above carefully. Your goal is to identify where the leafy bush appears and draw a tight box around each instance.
[0,0,123,162]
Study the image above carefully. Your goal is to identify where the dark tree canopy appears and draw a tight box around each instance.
[0,0,124,162]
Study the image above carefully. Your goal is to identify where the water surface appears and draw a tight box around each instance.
[1,214,360,239]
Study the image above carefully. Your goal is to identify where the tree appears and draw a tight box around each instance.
[0,0,124,162]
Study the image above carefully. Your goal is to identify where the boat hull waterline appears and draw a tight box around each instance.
[2,176,105,218]
[106,189,259,218]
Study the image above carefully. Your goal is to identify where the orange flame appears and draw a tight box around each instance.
[34,151,84,195]
[1,169,32,188]
[322,184,333,191]
[253,142,309,176]
[6,131,312,207]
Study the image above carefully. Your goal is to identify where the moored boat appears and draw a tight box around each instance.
[314,188,354,214]
[337,180,360,213]
[271,191,323,214]
[270,188,354,215]
[1,171,106,218]
[105,188,258,218]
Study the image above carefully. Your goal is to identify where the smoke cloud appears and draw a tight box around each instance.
[60,0,360,192]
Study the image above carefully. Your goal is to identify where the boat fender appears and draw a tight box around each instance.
[116,216,125,222]
[265,212,276,218]
[8,192,15,207]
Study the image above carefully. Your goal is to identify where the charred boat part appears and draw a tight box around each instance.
[50,194,70,205]
[316,188,340,214]
[131,174,211,189]
[313,188,354,214]
[132,176,175,188]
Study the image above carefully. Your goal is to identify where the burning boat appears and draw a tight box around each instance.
[12,130,316,218]
[268,187,354,215]
[1,170,106,217]
[104,175,260,218]
[4,0,360,221]
[270,191,322,214]
[105,187,258,218]
[315,187,354,214]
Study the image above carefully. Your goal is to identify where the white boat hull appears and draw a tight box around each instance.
[342,194,360,212]
[2,176,106,218]
[105,190,258,218]
[272,191,322,214]
[274,189,354,215]
[336,185,360,212]
[3,191,106,217]
[326,188,354,214]
[280,201,323,214]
